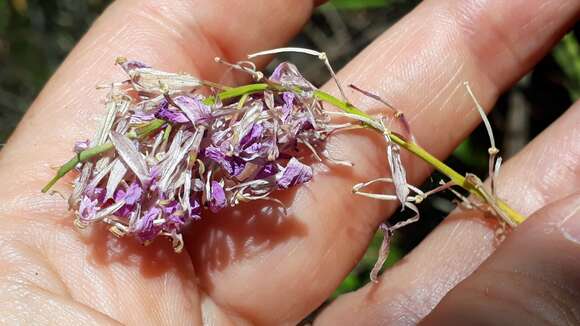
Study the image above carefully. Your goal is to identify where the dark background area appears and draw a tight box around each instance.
[0,0,578,314]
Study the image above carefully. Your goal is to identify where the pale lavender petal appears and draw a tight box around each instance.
[269,62,315,91]
[133,207,162,242]
[256,163,278,179]
[205,146,246,177]
[155,100,189,123]
[73,139,90,153]
[165,213,186,229]
[110,131,150,185]
[129,110,156,124]
[78,196,98,221]
[387,142,409,206]
[119,59,150,73]
[276,157,313,189]
[209,181,226,213]
[240,123,263,148]
[281,92,295,122]
[124,182,143,205]
[113,188,126,202]
[174,95,211,125]
[190,196,201,220]
[85,186,105,202]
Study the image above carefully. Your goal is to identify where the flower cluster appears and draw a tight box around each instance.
[44,51,522,283]
[66,59,335,251]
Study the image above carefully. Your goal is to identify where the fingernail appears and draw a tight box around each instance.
[558,194,580,245]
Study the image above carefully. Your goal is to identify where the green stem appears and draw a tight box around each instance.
[315,89,526,225]
[41,119,166,193]
[42,142,114,193]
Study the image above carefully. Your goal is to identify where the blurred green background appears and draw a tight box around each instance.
[0,0,578,322]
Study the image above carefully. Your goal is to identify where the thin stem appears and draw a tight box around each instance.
[42,142,114,193]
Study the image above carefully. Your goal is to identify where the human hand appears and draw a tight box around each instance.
[0,0,578,325]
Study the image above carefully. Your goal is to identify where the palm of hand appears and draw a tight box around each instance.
[0,1,579,325]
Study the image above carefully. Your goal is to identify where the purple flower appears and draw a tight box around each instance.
[281,92,295,122]
[133,207,161,242]
[155,100,189,124]
[173,95,212,125]
[269,62,315,92]
[209,181,226,213]
[78,196,98,221]
[73,139,90,153]
[161,200,187,229]
[276,157,313,189]
[205,146,246,177]
[240,123,264,149]
[256,163,278,179]
[190,197,201,220]
[161,200,181,215]
[124,182,143,205]
[238,123,266,159]
[118,59,151,73]
[113,182,143,217]
[130,110,156,124]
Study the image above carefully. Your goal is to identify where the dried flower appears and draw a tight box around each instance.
[276,157,313,189]
[52,59,332,251]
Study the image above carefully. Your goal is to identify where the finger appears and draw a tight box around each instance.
[187,0,580,323]
[316,102,580,325]
[0,0,316,200]
[422,192,580,325]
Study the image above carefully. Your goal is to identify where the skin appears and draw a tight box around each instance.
[0,0,578,324]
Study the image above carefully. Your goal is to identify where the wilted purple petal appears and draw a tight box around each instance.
[150,165,161,179]
[190,197,201,220]
[290,116,313,137]
[129,110,156,124]
[236,123,269,161]
[118,59,150,73]
[155,100,189,123]
[209,181,226,213]
[165,213,186,229]
[161,200,186,229]
[276,157,313,189]
[240,123,263,149]
[173,95,212,125]
[161,200,180,215]
[205,146,246,177]
[124,182,143,205]
[116,205,135,218]
[269,62,315,92]
[85,186,105,203]
[112,183,141,218]
[78,196,98,221]
[386,142,409,206]
[133,207,161,242]
[281,92,295,122]
[73,139,90,153]
[256,163,278,179]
